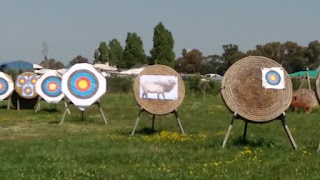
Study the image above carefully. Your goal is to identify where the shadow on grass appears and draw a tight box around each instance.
[232,136,275,148]
[132,127,158,135]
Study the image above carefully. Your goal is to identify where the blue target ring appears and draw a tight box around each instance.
[68,70,98,99]
[0,78,8,95]
[42,76,62,97]
[265,70,281,85]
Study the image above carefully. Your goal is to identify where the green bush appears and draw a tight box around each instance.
[107,76,133,93]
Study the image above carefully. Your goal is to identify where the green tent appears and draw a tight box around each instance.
[289,70,319,78]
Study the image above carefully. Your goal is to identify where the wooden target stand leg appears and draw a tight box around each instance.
[131,108,185,135]
[222,112,297,150]
[35,96,42,113]
[59,99,107,125]
[7,94,12,110]
[317,143,320,152]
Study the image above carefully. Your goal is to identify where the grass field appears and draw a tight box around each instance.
[0,93,320,179]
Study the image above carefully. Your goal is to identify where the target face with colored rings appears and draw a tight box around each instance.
[22,86,34,97]
[0,72,14,100]
[42,76,62,97]
[0,78,9,96]
[265,70,281,85]
[35,70,65,103]
[17,76,28,87]
[61,63,106,110]
[68,70,98,99]
[29,76,39,86]
[15,72,39,99]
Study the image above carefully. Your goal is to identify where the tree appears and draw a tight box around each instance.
[94,50,100,64]
[69,55,88,65]
[305,40,320,69]
[150,22,175,67]
[108,38,124,67]
[40,58,64,69]
[123,32,146,69]
[174,49,204,74]
[97,42,109,63]
[221,44,246,69]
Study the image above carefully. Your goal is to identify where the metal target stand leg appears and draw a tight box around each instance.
[60,99,107,125]
[280,112,297,150]
[173,110,185,135]
[35,96,42,113]
[222,112,297,150]
[7,94,12,110]
[17,96,20,111]
[131,108,185,135]
[222,112,236,148]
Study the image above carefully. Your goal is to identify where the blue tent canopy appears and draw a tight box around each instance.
[0,60,34,73]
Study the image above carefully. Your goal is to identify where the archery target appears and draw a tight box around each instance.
[16,76,28,87]
[22,86,34,97]
[262,67,285,89]
[62,63,106,110]
[0,72,14,100]
[68,70,98,99]
[36,70,64,103]
[29,75,39,86]
[15,72,39,99]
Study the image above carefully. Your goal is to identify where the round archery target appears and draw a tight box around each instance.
[22,86,34,97]
[17,76,28,87]
[15,72,39,99]
[265,70,281,85]
[0,78,8,95]
[35,70,64,103]
[29,76,39,86]
[0,72,14,100]
[68,70,98,99]
[62,63,106,110]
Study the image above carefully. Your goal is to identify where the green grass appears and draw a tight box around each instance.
[0,93,320,179]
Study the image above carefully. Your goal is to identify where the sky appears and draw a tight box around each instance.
[1,0,319,65]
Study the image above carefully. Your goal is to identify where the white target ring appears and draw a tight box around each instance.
[35,70,64,103]
[61,63,106,110]
[0,72,14,101]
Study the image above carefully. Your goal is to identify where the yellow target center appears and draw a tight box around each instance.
[26,88,31,93]
[20,79,25,84]
[78,80,88,89]
[270,75,276,81]
[49,83,57,90]
[32,79,37,84]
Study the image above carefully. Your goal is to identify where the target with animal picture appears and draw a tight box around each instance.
[0,72,14,100]
[61,63,106,110]
[15,72,39,99]
[36,70,64,103]
[262,67,285,89]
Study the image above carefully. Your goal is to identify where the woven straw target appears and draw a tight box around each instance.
[221,56,292,122]
[0,72,14,100]
[292,89,318,112]
[133,65,185,115]
[15,72,39,99]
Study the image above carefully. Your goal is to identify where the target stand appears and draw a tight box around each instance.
[34,97,71,114]
[59,99,107,125]
[131,107,185,135]
[131,65,186,135]
[221,112,297,150]
[221,56,297,150]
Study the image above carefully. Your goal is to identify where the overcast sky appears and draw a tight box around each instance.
[1,0,319,64]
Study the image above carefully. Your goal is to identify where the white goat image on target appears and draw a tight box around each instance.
[139,75,178,100]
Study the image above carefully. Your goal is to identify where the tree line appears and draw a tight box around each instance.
[40,22,320,75]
